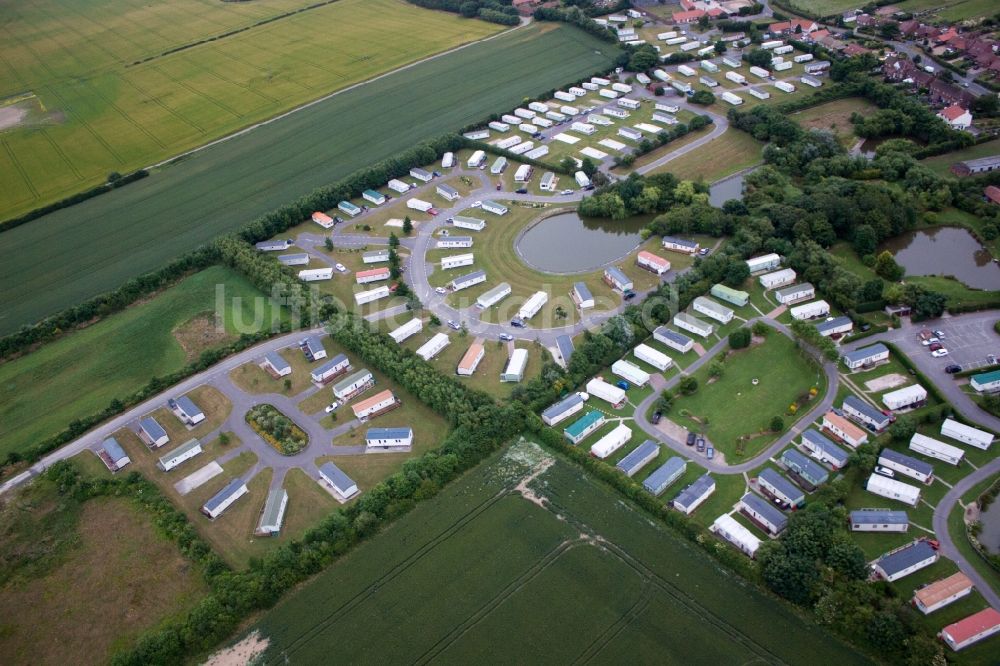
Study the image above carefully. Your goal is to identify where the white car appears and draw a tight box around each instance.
[471,201,482,208]
[324,401,340,413]
[921,337,939,346]
[560,189,574,195]
[435,286,447,295]
[931,349,949,357]
[335,263,348,273]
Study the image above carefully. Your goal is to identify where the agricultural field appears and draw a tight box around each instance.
[790,97,879,148]
[0,0,504,219]
[0,22,622,336]
[897,0,999,22]
[237,441,868,665]
[669,332,827,461]
[649,128,763,182]
[783,0,864,16]
[0,266,282,463]
[0,479,208,665]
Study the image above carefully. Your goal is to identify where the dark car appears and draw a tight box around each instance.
[616,380,630,391]
[652,411,662,425]
[706,447,715,460]
[945,364,962,374]
[510,318,525,328]
[929,342,943,352]
[686,432,696,446]
[696,438,706,452]
[515,188,528,194]
[623,290,637,301]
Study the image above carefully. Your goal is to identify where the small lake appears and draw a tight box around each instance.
[979,499,1000,555]
[516,212,647,273]
[709,173,745,208]
[881,227,1000,290]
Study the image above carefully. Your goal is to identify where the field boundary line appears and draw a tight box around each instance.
[39,129,84,181]
[144,22,528,172]
[2,138,39,200]
[269,487,513,662]
[151,64,245,121]
[573,581,654,665]
[119,73,206,134]
[411,537,581,665]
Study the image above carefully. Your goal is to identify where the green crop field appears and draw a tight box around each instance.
[239,441,869,664]
[649,128,764,183]
[0,266,282,461]
[784,0,864,16]
[0,22,621,336]
[670,333,827,461]
[0,0,503,219]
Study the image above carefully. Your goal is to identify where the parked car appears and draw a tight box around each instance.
[928,343,943,352]
[446,217,454,224]
[433,171,442,177]
[931,349,949,358]
[560,189,574,195]
[324,401,340,414]
[698,248,710,256]
[875,466,895,478]
[499,333,514,342]
[651,411,662,425]
[623,290,637,301]
[933,330,945,339]
[922,337,940,346]
[945,364,962,373]
[696,438,706,452]
[335,263,348,273]
[706,447,715,460]
[515,188,528,194]
[616,380,630,391]
[496,183,502,191]
[428,208,439,216]
[686,432,696,446]
[510,318,525,328]
[447,320,461,331]
[472,201,482,207]
[435,286,447,295]
[988,354,998,365]
[334,216,344,224]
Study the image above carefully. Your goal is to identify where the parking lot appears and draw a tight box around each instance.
[891,316,999,372]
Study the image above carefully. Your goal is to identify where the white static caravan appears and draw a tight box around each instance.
[298,268,334,282]
[637,251,670,275]
[692,296,734,324]
[653,70,672,83]
[450,269,486,292]
[590,423,632,459]
[775,282,814,304]
[634,344,672,372]
[604,107,630,119]
[617,98,640,110]
[575,171,591,188]
[440,253,475,270]
[517,123,538,135]
[700,60,719,73]
[387,179,411,194]
[509,142,535,156]
[501,348,529,383]
[721,56,741,69]
[514,107,535,119]
[761,40,783,50]
[477,282,511,309]
[489,121,510,133]
[517,291,548,322]
[533,117,553,129]
[528,101,549,113]
[540,172,557,191]
[759,268,797,289]
[611,82,632,94]
[719,90,743,106]
[913,573,974,615]
[355,267,390,285]
[559,105,579,116]
[514,164,534,183]
[542,393,586,427]
[882,384,928,411]
[697,46,715,57]
[354,285,391,306]
[677,64,696,77]
[416,333,450,361]
[591,76,611,86]
[554,90,576,102]
[746,253,781,273]
[572,282,594,309]
[673,312,714,338]
[587,114,612,126]
[654,326,694,353]
[699,76,720,88]
[801,75,823,88]
[310,212,334,228]
[362,190,386,206]
[658,31,678,40]
[501,114,520,124]
[618,127,643,142]
[774,45,793,55]
[571,121,597,135]
[910,433,964,466]
[202,479,248,520]
[612,359,650,387]
[437,236,473,249]
[453,216,485,232]
[789,299,830,321]
[725,72,747,86]
[793,53,814,63]
[441,152,455,168]
[582,81,599,91]
[748,87,771,100]
[569,86,587,97]
[866,474,921,507]
[546,111,566,122]
[599,89,619,100]
[673,474,716,515]
[332,369,374,402]
[749,66,771,79]
[680,41,700,52]
[586,377,627,409]
[362,249,389,264]
[774,61,793,72]
[467,150,486,168]
[436,183,460,202]
[711,514,761,558]
[775,81,796,93]
[879,449,935,484]
[664,36,687,46]
[157,439,203,472]
[940,418,994,450]
[652,113,678,125]
[490,156,508,174]
[635,73,651,85]
[365,427,413,450]
[389,318,422,344]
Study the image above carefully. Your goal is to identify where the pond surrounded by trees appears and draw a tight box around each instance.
[516,212,646,273]
[882,226,1000,290]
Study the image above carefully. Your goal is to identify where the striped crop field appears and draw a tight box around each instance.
[0,22,620,335]
[0,0,503,219]
[236,441,869,664]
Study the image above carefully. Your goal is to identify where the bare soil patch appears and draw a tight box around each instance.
[0,105,29,131]
[864,372,907,392]
[204,630,270,666]
[174,311,233,361]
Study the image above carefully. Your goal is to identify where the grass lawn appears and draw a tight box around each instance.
[424,203,662,327]
[647,128,763,183]
[789,97,878,148]
[948,476,1000,599]
[0,266,281,463]
[784,0,867,14]
[0,0,504,220]
[669,333,827,462]
[0,485,208,665]
[230,347,318,397]
[0,22,622,335]
[920,138,1000,177]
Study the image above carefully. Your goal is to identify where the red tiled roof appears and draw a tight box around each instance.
[810,29,830,41]
[941,608,1000,646]
[673,9,706,21]
[939,104,968,121]
[985,186,1000,205]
